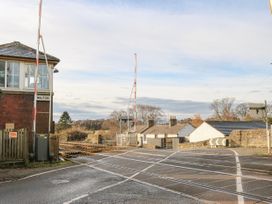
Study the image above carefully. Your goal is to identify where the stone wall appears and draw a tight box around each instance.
[228,129,267,148]
[179,140,208,149]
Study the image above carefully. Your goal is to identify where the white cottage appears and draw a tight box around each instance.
[140,120,195,145]
[189,121,266,143]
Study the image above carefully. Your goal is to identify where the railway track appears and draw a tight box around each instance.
[59,142,128,157]
[85,153,272,203]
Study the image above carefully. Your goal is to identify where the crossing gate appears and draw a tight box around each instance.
[0,129,29,164]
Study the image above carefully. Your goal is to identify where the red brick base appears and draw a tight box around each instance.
[0,91,51,152]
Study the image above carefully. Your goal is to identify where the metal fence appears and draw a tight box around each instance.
[0,129,28,164]
[116,133,137,146]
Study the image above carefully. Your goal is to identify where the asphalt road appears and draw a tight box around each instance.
[0,148,272,204]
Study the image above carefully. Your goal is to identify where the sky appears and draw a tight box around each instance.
[1,0,272,121]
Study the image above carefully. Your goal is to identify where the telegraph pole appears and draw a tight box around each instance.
[250,101,271,154]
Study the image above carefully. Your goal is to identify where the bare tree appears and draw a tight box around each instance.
[137,104,164,124]
[235,103,249,120]
[108,104,163,131]
[110,110,128,121]
[210,98,237,121]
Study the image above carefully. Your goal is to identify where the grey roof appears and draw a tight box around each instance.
[135,125,150,134]
[0,41,60,63]
[206,121,266,136]
[143,123,188,135]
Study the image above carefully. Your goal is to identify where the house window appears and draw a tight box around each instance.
[7,62,19,88]
[25,65,35,88]
[25,64,49,89]
[38,64,49,89]
[0,61,5,87]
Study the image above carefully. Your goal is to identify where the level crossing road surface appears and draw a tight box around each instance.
[0,148,272,204]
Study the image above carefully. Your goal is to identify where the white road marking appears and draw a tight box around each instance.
[91,157,270,203]
[166,158,235,169]
[130,151,177,178]
[128,151,166,157]
[63,194,88,204]
[134,148,175,154]
[2,149,135,184]
[66,152,267,204]
[63,151,183,204]
[18,164,83,181]
[230,149,244,204]
[167,156,272,174]
[51,179,70,185]
[178,151,233,156]
[113,154,272,182]
[89,164,203,202]
[0,180,12,185]
[95,149,136,162]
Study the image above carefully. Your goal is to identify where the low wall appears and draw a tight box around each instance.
[147,138,164,148]
[179,140,208,149]
[228,129,267,148]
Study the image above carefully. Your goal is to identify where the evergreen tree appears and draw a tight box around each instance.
[57,111,72,131]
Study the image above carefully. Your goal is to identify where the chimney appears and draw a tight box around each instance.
[169,116,177,127]
[148,119,155,127]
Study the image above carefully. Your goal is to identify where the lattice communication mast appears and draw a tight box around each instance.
[128,53,138,132]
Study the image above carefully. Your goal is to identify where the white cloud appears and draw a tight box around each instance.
[2,0,271,72]
[1,0,272,120]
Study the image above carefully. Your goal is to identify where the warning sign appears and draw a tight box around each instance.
[9,132,18,139]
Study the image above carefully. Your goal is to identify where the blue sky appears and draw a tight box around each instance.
[1,0,272,121]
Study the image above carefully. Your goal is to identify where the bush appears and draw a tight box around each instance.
[67,131,88,141]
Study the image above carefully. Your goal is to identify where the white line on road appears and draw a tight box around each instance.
[1,149,135,185]
[63,151,184,204]
[90,156,270,203]
[128,151,166,157]
[18,164,83,181]
[64,150,268,204]
[177,151,233,156]
[63,194,89,204]
[0,180,12,185]
[89,164,203,202]
[230,149,244,204]
[95,149,136,162]
[113,154,272,182]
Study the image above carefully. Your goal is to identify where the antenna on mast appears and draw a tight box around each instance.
[127,53,138,133]
[133,53,137,132]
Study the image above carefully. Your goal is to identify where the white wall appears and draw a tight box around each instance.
[140,134,156,144]
[137,133,144,146]
[189,122,225,143]
[146,134,156,139]
[167,134,178,138]
[157,134,165,138]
